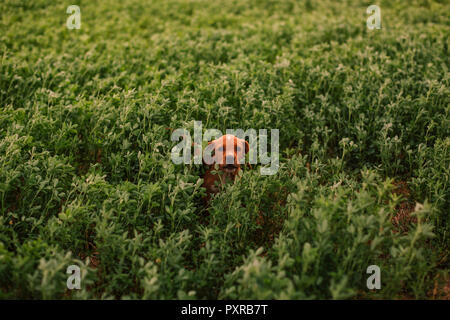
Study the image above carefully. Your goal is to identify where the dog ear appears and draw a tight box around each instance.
[207,140,217,154]
[242,140,251,169]
[204,139,217,166]
[244,140,249,154]
[207,139,218,149]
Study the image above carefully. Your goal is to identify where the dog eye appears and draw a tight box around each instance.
[218,146,224,152]
[236,146,241,152]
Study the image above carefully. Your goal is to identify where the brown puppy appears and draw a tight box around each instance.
[202,134,249,202]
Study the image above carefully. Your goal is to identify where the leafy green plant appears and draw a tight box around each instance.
[0,0,448,299]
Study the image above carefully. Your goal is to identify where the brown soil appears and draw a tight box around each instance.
[391,181,417,234]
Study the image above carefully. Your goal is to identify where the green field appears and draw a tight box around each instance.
[0,0,448,299]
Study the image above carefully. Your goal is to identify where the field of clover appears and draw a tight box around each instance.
[0,0,448,299]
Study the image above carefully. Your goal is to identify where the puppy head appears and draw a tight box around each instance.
[208,134,249,174]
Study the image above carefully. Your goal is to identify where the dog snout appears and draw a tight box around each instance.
[225,155,235,165]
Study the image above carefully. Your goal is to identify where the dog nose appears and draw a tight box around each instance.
[225,155,235,164]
